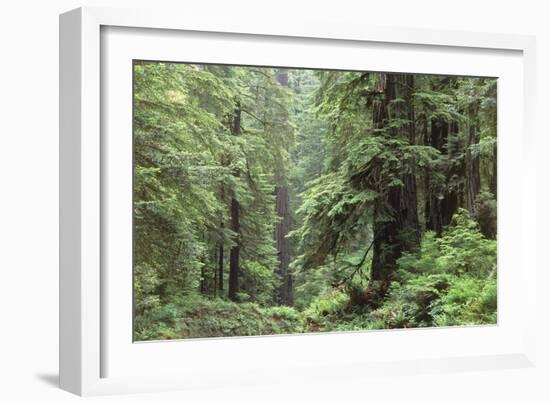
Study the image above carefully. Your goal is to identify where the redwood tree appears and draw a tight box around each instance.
[368,73,420,299]
[228,106,242,302]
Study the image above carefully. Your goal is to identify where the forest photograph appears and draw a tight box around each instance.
[133,61,498,342]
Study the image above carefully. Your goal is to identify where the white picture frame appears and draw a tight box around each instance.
[60,6,537,396]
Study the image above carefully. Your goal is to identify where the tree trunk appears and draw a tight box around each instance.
[218,186,225,294]
[275,185,292,305]
[228,197,240,301]
[228,106,241,302]
[213,248,218,295]
[273,69,293,305]
[368,74,420,300]
[218,229,224,293]
[424,120,460,234]
[489,141,497,199]
[200,266,206,294]
[465,105,481,214]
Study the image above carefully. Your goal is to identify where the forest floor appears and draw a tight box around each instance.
[135,273,496,342]
[136,292,372,341]
[135,210,498,342]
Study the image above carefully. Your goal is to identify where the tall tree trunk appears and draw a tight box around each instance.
[424,119,447,234]
[228,197,240,301]
[368,74,420,300]
[218,186,225,294]
[275,185,292,304]
[228,106,241,302]
[489,142,497,199]
[218,226,224,293]
[424,119,460,234]
[465,105,481,214]
[200,265,206,294]
[273,69,293,305]
[423,79,464,234]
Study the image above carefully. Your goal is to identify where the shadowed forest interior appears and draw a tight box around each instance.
[133,61,497,341]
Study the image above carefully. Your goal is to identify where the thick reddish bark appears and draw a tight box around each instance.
[228,107,241,302]
[424,120,460,234]
[217,185,225,294]
[465,105,481,214]
[218,229,224,293]
[368,74,420,299]
[228,196,240,301]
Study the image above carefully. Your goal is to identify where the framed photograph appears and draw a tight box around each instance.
[60,6,537,396]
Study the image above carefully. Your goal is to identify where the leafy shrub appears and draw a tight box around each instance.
[431,274,497,326]
[371,274,450,328]
[398,209,496,279]
[238,261,277,305]
[300,289,353,332]
[134,294,305,341]
[303,289,349,322]
[137,325,180,341]
[293,264,335,311]
[263,305,305,334]
[133,263,161,317]
[328,316,386,332]
[436,209,496,276]
[372,209,498,328]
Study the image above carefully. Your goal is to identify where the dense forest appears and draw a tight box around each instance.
[133,61,497,341]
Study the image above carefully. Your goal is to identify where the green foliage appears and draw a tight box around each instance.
[303,289,350,323]
[238,260,277,306]
[431,275,497,326]
[133,63,497,340]
[134,62,291,322]
[135,210,496,339]
[135,295,305,340]
[370,209,497,328]
[435,209,496,276]
[370,274,450,328]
